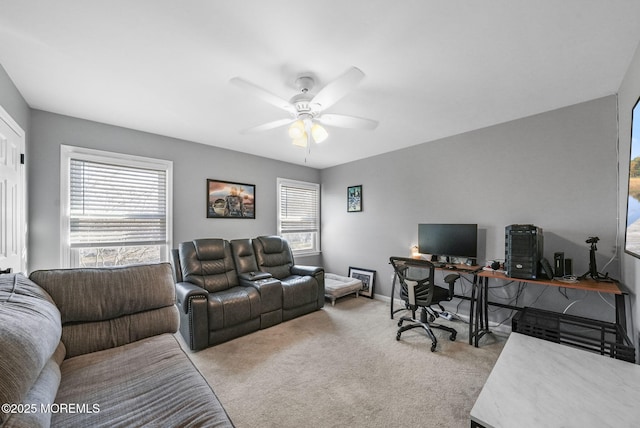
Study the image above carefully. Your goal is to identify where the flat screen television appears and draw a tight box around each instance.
[418,223,478,261]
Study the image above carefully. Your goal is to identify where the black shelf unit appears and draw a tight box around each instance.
[512,307,635,363]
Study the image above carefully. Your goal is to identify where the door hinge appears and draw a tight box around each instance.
[20,153,25,165]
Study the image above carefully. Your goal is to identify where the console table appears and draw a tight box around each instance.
[470,332,640,427]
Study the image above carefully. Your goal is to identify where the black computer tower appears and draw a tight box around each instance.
[505,224,543,279]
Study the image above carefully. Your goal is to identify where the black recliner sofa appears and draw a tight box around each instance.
[172,236,324,351]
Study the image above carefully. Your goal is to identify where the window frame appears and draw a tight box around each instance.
[277,177,321,256]
[60,145,173,268]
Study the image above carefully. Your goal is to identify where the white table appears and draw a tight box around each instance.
[470,333,640,427]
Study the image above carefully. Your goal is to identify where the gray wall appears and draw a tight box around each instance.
[321,96,619,323]
[0,64,29,132]
[618,41,640,348]
[27,110,321,271]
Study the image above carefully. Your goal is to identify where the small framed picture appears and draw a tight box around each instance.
[207,179,255,219]
[347,185,362,212]
[348,266,376,299]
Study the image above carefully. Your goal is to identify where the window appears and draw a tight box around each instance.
[277,178,320,255]
[60,145,172,268]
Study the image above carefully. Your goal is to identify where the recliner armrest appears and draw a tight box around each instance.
[293,265,325,309]
[291,265,323,277]
[175,281,208,313]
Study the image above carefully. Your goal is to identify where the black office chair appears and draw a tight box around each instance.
[389,256,460,351]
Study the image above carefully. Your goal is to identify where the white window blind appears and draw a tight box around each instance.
[61,145,172,268]
[277,178,320,254]
[69,159,167,247]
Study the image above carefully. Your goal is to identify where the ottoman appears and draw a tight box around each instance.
[324,273,363,306]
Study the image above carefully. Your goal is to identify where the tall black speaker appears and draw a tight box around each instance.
[505,224,543,279]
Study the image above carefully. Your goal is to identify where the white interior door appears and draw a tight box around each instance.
[0,105,26,274]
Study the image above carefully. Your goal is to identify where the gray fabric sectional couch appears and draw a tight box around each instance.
[0,263,234,427]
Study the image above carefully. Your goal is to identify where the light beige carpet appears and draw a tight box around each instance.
[179,297,506,428]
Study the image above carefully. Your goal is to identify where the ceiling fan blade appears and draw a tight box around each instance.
[241,118,295,134]
[310,67,365,111]
[317,114,378,130]
[230,77,296,115]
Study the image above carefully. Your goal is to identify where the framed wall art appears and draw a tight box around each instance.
[348,266,376,299]
[626,96,640,258]
[347,185,362,212]
[206,179,255,219]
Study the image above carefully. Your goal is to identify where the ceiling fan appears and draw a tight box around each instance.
[230,66,378,147]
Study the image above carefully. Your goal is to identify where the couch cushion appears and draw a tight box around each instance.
[260,236,285,253]
[60,305,179,358]
[29,263,179,358]
[0,274,62,426]
[230,239,260,275]
[253,236,294,280]
[208,286,261,330]
[54,334,233,427]
[194,238,228,260]
[179,239,239,293]
[29,264,176,324]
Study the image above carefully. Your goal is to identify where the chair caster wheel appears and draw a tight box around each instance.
[450,333,457,341]
[396,333,401,341]
[430,343,436,352]
[397,320,403,327]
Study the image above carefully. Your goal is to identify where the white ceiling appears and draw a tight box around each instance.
[1,1,640,169]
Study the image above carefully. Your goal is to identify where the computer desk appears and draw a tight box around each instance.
[470,270,628,348]
[390,264,628,350]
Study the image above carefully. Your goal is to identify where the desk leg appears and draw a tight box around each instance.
[483,277,489,336]
[470,275,491,347]
[475,277,484,347]
[615,293,628,342]
[469,275,477,346]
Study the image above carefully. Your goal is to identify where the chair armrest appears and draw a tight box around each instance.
[443,273,460,298]
[291,265,324,277]
[175,281,208,314]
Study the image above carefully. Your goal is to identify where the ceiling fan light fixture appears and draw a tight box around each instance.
[288,120,305,139]
[311,123,328,143]
[292,133,308,147]
[231,66,377,151]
